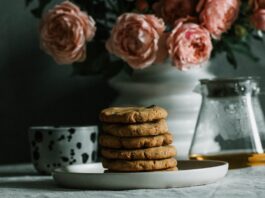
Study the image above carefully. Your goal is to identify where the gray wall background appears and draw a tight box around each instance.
[0,0,115,164]
[1,0,265,164]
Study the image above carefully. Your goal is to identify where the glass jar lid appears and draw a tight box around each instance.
[199,77,260,97]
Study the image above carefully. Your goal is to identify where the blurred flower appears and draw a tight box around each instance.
[106,13,166,69]
[40,1,96,65]
[197,0,240,39]
[136,0,149,12]
[153,0,198,25]
[252,9,265,30]
[254,0,265,10]
[167,18,212,70]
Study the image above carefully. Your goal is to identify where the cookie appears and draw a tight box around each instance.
[101,145,176,160]
[104,167,177,173]
[102,158,177,172]
[99,106,168,123]
[99,133,173,149]
[102,119,168,137]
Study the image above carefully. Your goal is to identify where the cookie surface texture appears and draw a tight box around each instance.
[102,119,168,137]
[104,167,177,173]
[102,158,177,172]
[99,106,168,123]
[101,145,176,160]
[99,133,173,149]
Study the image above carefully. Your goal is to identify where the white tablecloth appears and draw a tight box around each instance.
[0,164,265,198]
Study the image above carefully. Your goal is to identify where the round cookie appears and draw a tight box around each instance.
[104,167,177,173]
[101,146,176,160]
[99,133,173,149]
[99,106,168,123]
[102,119,168,137]
[102,158,177,172]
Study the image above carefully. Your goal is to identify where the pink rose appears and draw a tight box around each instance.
[106,13,166,69]
[167,19,212,70]
[153,0,198,25]
[197,0,240,39]
[40,1,96,65]
[252,9,265,30]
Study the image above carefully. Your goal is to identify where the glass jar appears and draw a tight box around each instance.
[189,77,265,169]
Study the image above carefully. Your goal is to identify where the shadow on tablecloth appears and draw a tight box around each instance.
[0,164,38,177]
[0,178,80,192]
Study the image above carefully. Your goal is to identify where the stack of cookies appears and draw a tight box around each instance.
[99,106,177,172]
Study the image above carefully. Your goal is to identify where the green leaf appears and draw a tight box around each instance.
[72,41,124,78]
[30,0,52,18]
[103,60,125,79]
[232,45,259,62]
[226,49,238,69]
[31,7,42,18]
[106,0,119,14]
[124,65,134,77]
[219,38,239,69]
[252,35,264,41]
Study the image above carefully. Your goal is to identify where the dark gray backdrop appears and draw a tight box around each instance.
[1,0,265,164]
[0,0,115,164]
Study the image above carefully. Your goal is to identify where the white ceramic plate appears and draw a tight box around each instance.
[53,160,228,189]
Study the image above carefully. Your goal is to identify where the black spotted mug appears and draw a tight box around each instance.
[28,126,98,174]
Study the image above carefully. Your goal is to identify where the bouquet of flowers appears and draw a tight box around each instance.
[26,0,265,77]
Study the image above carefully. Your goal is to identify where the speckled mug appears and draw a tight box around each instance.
[28,126,98,174]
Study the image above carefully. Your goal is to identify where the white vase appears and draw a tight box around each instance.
[109,62,215,159]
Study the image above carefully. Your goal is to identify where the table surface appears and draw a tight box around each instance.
[0,164,265,198]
